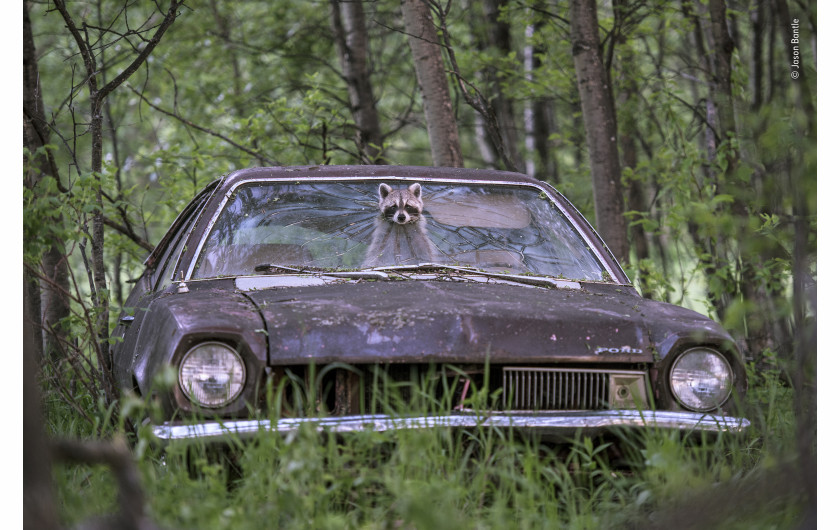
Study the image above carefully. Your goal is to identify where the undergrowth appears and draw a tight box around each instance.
[46,360,809,529]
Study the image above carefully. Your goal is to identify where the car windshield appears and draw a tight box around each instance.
[192,180,608,282]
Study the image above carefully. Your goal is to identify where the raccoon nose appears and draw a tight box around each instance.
[396,213,407,223]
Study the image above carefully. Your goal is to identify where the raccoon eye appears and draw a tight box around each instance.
[383,206,398,216]
[404,206,419,215]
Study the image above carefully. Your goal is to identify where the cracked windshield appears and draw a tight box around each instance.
[193,180,607,281]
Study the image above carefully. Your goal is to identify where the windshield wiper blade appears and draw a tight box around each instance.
[255,263,308,274]
[254,263,578,288]
[369,263,580,289]
[254,263,390,280]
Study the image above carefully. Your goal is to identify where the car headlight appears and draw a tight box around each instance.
[669,347,733,412]
[178,342,246,408]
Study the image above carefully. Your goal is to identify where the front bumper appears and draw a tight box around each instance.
[152,410,751,444]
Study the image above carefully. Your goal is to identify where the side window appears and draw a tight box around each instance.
[151,198,207,289]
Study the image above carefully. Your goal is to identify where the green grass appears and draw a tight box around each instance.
[47,362,811,529]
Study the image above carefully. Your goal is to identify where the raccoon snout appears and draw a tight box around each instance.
[395,212,408,224]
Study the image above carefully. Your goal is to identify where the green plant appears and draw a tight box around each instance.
[45,363,808,529]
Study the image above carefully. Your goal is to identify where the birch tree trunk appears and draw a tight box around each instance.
[569,0,628,264]
[400,0,463,167]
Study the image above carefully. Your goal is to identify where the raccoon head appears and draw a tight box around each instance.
[378,183,423,225]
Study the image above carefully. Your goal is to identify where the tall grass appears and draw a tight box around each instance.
[48,360,808,529]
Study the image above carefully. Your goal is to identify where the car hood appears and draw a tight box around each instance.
[239,279,722,366]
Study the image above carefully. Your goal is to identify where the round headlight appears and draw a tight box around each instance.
[669,347,733,412]
[178,342,246,408]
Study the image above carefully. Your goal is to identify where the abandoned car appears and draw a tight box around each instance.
[111,165,750,442]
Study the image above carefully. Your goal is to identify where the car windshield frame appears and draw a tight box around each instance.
[183,176,624,284]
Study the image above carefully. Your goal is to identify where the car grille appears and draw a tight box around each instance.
[271,364,649,415]
[503,367,610,410]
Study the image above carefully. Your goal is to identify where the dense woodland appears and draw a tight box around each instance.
[23,0,816,527]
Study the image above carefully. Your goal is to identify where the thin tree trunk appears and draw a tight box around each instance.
[331,0,386,163]
[774,0,815,126]
[210,0,245,117]
[681,0,716,179]
[24,0,70,360]
[709,0,763,348]
[434,0,517,171]
[680,0,734,322]
[476,0,524,172]
[612,0,650,290]
[527,15,558,182]
[23,0,44,361]
[523,23,536,178]
[53,0,183,397]
[750,2,765,110]
[707,0,794,358]
[473,113,496,166]
[23,292,59,530]
[776,0,816,515]
[614,44,651,295]
[791,157,817,522]
[532,98,557,181]
[767,4,779,103]
[569,0,628,264]
[400,0,463,167]
[708,0,737,144]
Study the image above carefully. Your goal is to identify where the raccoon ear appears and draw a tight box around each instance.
[408,183,422,199]
[378,183,393,200]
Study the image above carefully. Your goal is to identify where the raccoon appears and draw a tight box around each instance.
[363,183,439,267]
[378,182,424,224]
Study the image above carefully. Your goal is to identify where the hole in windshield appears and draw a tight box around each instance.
[192,180,608,282]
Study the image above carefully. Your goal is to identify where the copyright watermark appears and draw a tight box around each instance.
[790,19,801,79]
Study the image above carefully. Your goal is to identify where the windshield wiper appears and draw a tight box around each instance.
[367,263,580,289]
[254,263,390,280]
[253,263,579,288]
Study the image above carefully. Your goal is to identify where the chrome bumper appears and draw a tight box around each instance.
[152,410,750,444]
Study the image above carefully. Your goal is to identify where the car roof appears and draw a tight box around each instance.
[220,165,542,187]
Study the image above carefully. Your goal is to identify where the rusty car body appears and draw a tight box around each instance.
[111,165,749,443]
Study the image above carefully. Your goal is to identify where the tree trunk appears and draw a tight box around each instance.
[24,0,70,360]
[681,0,716,180]
[476,0,524,172]
[679,0,735,322]
[791,154,817,522]
[400,0,463,167]
[526,16,558,182]
[614,42,651,295]
[708,0,737,143]
[210,0,245,117]
[90,99,109,358]
[53,0,183,398]
[331,0,386,163]
[569,0,628,264]
[750,2,765,110]
[774,0,815,126]
[523,23,536,178]
[532,97,557,181]
[23,292,59,530]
